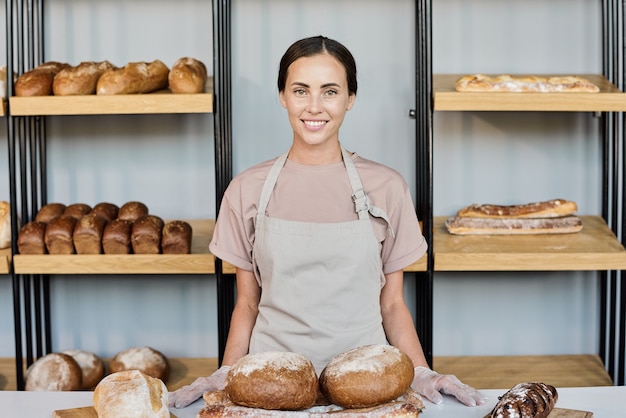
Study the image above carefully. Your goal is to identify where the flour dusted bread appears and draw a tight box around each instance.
[457,199,577,219]
[445,215,583,235]
[132,215,164,254]
[102,218,133,254]
[53,61,115,95]
[109,346,170,382]
[487,382,557,418]
[15,61,71,96]
[319,344,414,409]
[73,213,108,254]
[93,370,169,418]
[0,201,12,249]
[161,220,192,254]
[226,351,319,410]
[44,215,77,254]
[97,60,169,95]
[62,349,105,389]
[25,352,82,391]
[456,73,600,93]
[168,57,208,93]
[18,221,47,254]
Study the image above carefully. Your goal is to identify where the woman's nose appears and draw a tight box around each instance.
[306,95,322,113]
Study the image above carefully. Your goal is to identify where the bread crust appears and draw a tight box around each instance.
[15,61,71,96]
[102,218,133,254]
[161,220,192,254]
[319,345,414,409]
[455,74,600,92]
[131,215,164,254]
[90,202,119,223]
[109,346,170,382]
[18,221,47,254]
[73,213,108,254]
[0,201,11,249]
[25,352,82,391]
[168,57,208,93]
[63,203,93,220]
[457,199,577,219]
[44,215,78,254]
[118,201,149,222]
[226,351,319,410]
[487,382,557,418]
[53,61,115,95]
[445,215,583,235]
[35,202,67,223]
[62,349,105,389]
[97,60,169,95]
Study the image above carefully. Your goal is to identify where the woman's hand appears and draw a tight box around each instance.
[168,365,230,409]
[411,366,488,407]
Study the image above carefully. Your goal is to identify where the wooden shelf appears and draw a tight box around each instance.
[0,248,10,274]
[434,74,626,112]
[13,219,216,275]
[434,215,626,271]
[9,79,214,116]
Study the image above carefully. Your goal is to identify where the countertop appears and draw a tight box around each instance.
[0,386,624,418]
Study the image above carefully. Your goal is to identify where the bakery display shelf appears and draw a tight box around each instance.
[433,215,626,271]
[0,248,10,274]
[9,79,214,116]
[434,74,626,112]
[13,219,217,275]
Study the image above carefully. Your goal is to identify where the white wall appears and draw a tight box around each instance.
[0,0,606,362]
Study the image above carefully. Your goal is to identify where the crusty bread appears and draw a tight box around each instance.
[15,61,71,96]
[131,215,164,254]
[35,202,67,223]
[63,203,93,220]
[53,61,116,95]
[445,215,583,235]
[44,215,77,254]
[93,370,169,418]
[456,199,577,219]
[487,382,557,418]
[102,218,133,254]
[319,345,414,409]
[97,60,169,95]
[161,220,192,254]
[90,202,119,223]
[226,351,319,411]
[168,57,208,93]
[25,352,82,391]
[73,213,108,254]
[456,73,600,93]
[109,346,170,382]
[0,201,11,249]
[118,201,149,222]
[62,349,105,390]
[17,221,47,254]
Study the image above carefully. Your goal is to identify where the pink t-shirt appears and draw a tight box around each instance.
[209,152,428,278]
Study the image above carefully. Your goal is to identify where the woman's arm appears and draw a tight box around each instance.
[221,267,262,366]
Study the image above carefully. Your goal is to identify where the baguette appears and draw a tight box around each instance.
[487,382,557,418]
[168,57,207,93]
[15,61,71,96]
[445,215,583,235]
[456,73,600,93]
[456,199,577,219]
[53,61,115,95]
[96,60,169,95]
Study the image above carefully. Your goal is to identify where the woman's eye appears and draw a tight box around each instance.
[294,89,306,96]
[324,89,338,96]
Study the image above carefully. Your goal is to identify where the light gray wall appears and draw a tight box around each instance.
[0,0,605,361]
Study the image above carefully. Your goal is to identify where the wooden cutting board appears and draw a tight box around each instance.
[549,408,593,418]
[53,406,177,417]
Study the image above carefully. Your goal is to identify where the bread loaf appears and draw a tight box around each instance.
[44,215,77,254]
[319,344,414,409]
[225,351,319,410]
[445,215,583,235]
[168,57,208,93]
[102,219,133,254]
[487,382,557,418]
[97,60,169,95]
[90,202,119,222]
[25,352,82,391]
[73,213,108,254]
[18,221,47,254]
[0,201,11,249]
[63,203,92,220]
[15,61,71,96]
[93,370,169,418]
[35,202,67,223]
[456,199,577,219]
[456,74,600,93]
[131,215,164,254]
[161,220,192,254]
[62,349,105,389]
[109,346,171,382]
[118,201,149,222]
[52,61,115,95]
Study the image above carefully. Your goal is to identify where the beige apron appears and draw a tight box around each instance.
[250,148,390,374]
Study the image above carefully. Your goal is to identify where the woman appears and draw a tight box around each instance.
[170,35,486,409]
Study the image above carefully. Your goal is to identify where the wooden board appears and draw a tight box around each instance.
[549,408,593,417]
[53,406,177,417]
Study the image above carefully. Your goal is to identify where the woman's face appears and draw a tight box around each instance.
[279,53,355,149]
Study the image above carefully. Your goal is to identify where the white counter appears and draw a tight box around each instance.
[0,386,623,418]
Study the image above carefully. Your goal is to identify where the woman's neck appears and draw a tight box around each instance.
[287,142,343,165]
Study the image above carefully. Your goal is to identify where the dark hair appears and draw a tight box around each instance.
[277,35,357,96]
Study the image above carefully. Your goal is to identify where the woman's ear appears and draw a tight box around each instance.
[346,93,356,111]
[279,91,287,109]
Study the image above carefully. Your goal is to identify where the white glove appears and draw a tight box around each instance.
[168,365,230,409]
[411,366,488,407]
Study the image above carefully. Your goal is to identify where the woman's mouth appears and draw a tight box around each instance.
[303,120,327,130]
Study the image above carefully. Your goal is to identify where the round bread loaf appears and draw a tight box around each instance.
[93,370,169,418]
[226,351,318,410]
[109,346,170,382]
[25,352,82,391]
[62,349,105,389]
[319,344,414,409]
